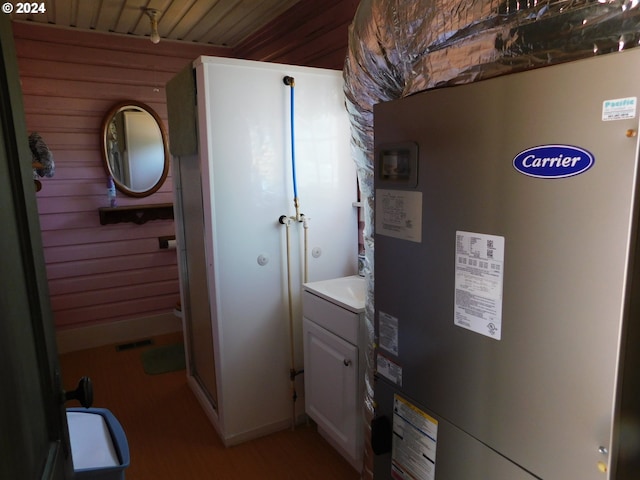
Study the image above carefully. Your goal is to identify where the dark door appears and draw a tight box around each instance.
[0,17,74,480]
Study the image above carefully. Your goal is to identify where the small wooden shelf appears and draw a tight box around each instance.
[98,203,174,225]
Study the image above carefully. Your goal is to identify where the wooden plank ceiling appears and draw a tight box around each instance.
[10,0,302,47]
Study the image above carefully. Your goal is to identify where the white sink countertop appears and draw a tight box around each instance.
[303,275,366,313]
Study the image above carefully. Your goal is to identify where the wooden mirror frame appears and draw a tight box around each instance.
[101,100,169,198]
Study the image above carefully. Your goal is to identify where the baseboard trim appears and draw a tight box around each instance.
[56,312,182,354]
[187,374,307,447]
[223,417,297,447]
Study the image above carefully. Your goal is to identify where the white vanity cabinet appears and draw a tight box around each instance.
[302,276,365,471]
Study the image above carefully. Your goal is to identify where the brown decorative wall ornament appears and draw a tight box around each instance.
[29,132,55,191]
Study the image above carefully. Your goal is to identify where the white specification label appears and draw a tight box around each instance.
[391,394,438,480]
[376,354,402,386]
[376,189,422,242]
[454,231,505,340]
[602,97,637,121]
[379,311,399,355]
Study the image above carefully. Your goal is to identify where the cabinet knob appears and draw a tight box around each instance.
[343,359,352,367]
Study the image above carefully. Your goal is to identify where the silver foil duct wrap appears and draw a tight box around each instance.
[343,1,640,477]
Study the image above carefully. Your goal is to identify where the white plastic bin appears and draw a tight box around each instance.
[66,408,130,480]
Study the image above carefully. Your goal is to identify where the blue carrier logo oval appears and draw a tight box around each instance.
[513,145,595,179]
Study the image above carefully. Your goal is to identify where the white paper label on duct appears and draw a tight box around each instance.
[602,97,637,121]
[376,354,402,386]
[378,311,399,355]
[454,231,505,340]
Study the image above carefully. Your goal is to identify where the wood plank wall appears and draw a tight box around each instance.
[11,0,359,334]
[12,22,232,330]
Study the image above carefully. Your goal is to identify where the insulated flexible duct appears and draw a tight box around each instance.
[343,1,640,478]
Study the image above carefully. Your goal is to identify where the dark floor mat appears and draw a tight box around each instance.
[141,343,186,375]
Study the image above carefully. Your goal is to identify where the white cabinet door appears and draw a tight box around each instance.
[303,318,358,460]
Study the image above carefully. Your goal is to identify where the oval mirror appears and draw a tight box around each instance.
[101,101,169,197]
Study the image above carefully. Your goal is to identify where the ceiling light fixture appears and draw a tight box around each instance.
[142,8,161,44]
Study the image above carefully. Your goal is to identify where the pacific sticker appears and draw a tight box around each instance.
[602,97,637,121]
[513,145,594,179]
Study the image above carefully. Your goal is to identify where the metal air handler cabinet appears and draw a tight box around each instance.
[372,48,640,480]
